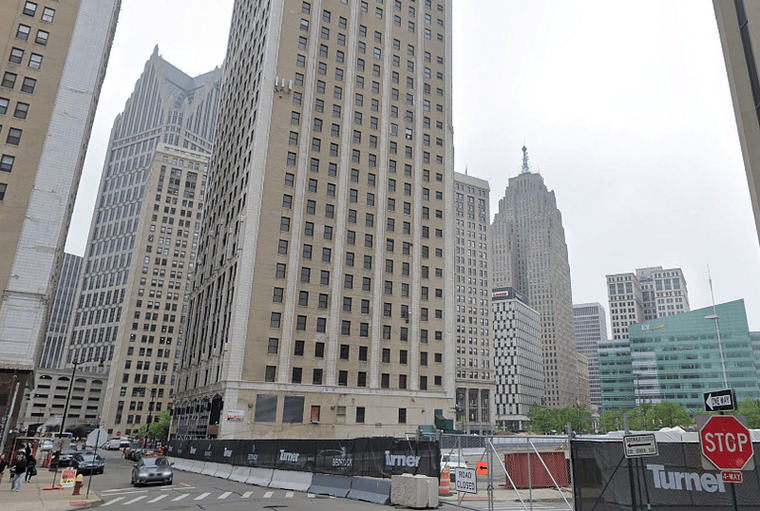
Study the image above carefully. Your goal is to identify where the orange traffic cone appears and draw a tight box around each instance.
[439,465,451,496]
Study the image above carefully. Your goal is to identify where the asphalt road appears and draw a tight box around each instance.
[84,448,391,510]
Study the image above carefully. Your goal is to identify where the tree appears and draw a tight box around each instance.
[135,410,171,442]
[528,404,592,434]
[647,401,692,428]
[734,397,760,428]
[527,404,556,434]
[599,408,641,432]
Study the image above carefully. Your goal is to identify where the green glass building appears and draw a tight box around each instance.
[599,299,759,413]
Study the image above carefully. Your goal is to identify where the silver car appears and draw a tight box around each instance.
[72,453,105,475]
[131,456,173,486]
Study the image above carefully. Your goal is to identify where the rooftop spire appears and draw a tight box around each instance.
[521,145,531,174]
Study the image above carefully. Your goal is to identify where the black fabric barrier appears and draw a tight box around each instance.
[166,437,440,478]
[571,439,760,511]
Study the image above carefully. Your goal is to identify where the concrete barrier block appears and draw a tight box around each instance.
[229,466,251,483]
[215,463,233,479]
[201,462,219,476]
[391,474,437,508]
[246,467,274,487]
[269,470,313,492]
[425,475,439,508]
[189,460,205,473]
[170,458,187,471]
[166,457,183,471]
[309,474,352,498]
[348,476,391,505]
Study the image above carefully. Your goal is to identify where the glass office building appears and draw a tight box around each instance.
[599,299,759,413]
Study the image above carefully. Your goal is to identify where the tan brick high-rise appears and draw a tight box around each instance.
[173,0,455,439]
[0,0,119,438]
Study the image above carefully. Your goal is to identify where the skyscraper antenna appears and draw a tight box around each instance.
[521,146,531,174]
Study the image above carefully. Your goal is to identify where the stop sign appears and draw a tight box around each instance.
[699,415,754,470]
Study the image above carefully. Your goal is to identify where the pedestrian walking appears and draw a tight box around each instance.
[24,454,36,482]
[10,455,25,492]
[0,455,7,484]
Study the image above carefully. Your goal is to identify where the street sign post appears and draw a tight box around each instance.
[704,388,737,412]
[623,434,658,458]
[698,415,755,471]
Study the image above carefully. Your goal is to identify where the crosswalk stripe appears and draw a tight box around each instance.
[102,497,125,506]
[171,494,189,502]
[286,491,294,498]
[218,491,232,499]
[122,496,146,505]
[241,491,253,498]
[263,491,274,498]
[147,495,168,503]
[194,492,211,500]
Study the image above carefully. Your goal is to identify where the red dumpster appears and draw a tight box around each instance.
[504,452,570,488]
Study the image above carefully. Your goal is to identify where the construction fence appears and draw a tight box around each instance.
[571,437,760,511]
[438,434,573,511]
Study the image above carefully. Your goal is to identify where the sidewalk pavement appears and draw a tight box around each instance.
[440,485,573,505]
[0,473,101,511]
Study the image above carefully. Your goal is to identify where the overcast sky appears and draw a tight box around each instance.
[65,0,760,331]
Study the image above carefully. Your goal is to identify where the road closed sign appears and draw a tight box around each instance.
[455,467,477,494]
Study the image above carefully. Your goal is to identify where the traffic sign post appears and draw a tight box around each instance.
[704,388,737,412]
[623,434,658,458]
[697,415,755,472]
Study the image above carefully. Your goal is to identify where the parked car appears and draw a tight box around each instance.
[126,442,147,461]
[106,439,121,450]
[55,449,80,468]
[131,456,173,486]
[441,453,468,482]
[119,438,131,448]
[72,453,105,475]
[40,440,54,451]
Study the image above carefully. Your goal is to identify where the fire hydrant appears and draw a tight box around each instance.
[72,473,83,495]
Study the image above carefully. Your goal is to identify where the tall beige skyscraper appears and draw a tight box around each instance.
[713,0,760,246]
[0,0,119,436]
[606,266,690,340]
[63,50,223,437]
[173,0,455,439]
[452,172,493,433]
[491,147,579,409]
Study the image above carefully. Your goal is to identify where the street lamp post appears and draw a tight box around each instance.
[146,388,156,439]
[51,357,79,487]
[136,387,156,441]
[706,267,729,388]
[0,375,20,456]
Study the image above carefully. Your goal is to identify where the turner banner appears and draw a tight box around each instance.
[167,437,439,478]
[571,439,760,511]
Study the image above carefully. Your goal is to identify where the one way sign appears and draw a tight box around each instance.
[704,388,736,412]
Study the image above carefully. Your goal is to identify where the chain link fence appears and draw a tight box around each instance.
[438,433,573,511]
